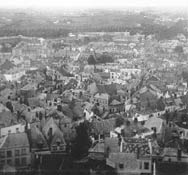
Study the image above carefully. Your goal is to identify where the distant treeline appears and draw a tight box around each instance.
[0,16,187,40]
[0,28,70,38]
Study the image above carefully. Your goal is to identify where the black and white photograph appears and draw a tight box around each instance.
[0,0,188,174]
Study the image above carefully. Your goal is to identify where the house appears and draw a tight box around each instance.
[162,138,188,163]
[92,93,110,110]
[87,82,117,97]
[144,117,166,141]
[0,124,26,137]
[120,68,141,80]
[29,124,49,152]
[109,99,125,114]
[106,152,152,175]
[4,68,26,82]
[20,83,38,99]
[42,117,66,152]
[0,132,31,169]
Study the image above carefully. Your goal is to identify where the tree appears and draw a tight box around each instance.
[57,105,62,112]
[6,101,14,113]
[156,97,165,111]
[88,55,96,65]
[71,121,92,159]
[91,104,100,116]
[115,117,125,127]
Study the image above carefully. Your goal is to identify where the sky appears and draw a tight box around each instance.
[0,0,188,9]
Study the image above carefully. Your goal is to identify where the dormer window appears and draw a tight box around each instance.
[56,138,61,146]
[119,163,124,169]
[16,128,19,133]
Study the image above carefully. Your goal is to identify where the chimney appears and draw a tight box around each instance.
[48,127,53,146]
[25,122,32,151]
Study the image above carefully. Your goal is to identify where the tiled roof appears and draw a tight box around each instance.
[30,124,48,149]
[21,83,37,91]
[110,99,121,106]
[91,118,116,135]
[144,117,164,134]
[94,93,110,100]
[42,117,65,145]
[1,132,29,149]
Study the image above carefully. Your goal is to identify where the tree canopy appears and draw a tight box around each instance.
[71,121,92,159]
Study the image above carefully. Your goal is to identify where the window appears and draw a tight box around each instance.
[7,159,12,165]
[21,157,27,166]
[0,151,5,158]
[7,150,12,158]
[0,160,5,165]
[15,150,20,156]
[119,163,124,169]
[144,162,149,170]
[21,148,26,155]
[16,128,19,133]
[15,158,20,166]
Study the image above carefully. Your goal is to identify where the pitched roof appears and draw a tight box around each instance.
[91,118,116,135]
[30,124,48,149]
[104,137,119,153]
[42,117,65,145]
[146,75,160,82]
[94,93,110,100]
[144,117,164,134]
[21,83,37,91]
[46,109,64,119]
[110,99,121,106]
[0,132,29,149]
